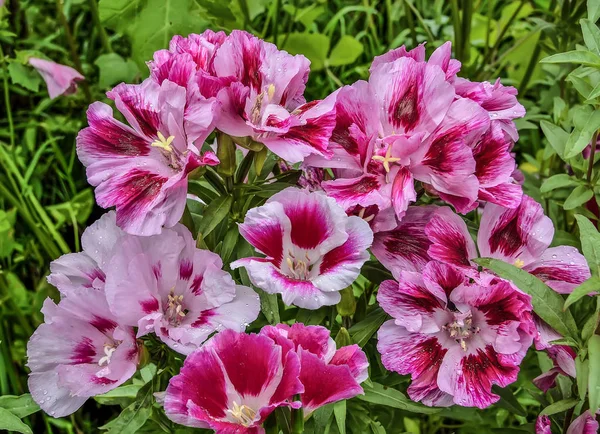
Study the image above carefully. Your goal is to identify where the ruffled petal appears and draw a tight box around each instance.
[425,207,477,270]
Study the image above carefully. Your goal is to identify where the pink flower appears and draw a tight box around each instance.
[231,187,373,309]
[567,411,599,434]
[28,57,84,99]
[76,78,218,235]
[163,329,303,433]
[536,415,552,434]
[48,211,123,295]
[104,223,260,355]
[212,30,337,163]
[423,196,590,293]
[260,323,368,414]
[377,262,536,408]
[27,289,138,417]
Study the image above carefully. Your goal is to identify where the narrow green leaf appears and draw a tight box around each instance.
[581,19,600,53]
[220,226,239,264]
[475,258,578,339]
[575,215,600,277]
[540,174,578,193]
[564,111,600,159]
[540,121,569,158]
[358,382,441,414]
[333,400,346,434]
[0,408,32,434]
[0,394,39,418]
[588,334,600,412]
[589,0,600,22]
[576,357,589,402]
[583,298,600,342]
[195,195,233,238]
[540,50,600,67]
[328,35,364,67]
[348,307,388,347]
[540,398,578,415]
[565,277,600,309]
[312,403,334,431]
[564,186,594,210]
[491,386,527,416]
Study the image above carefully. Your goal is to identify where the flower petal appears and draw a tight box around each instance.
[425,207,477,270]
[524,246,591,294]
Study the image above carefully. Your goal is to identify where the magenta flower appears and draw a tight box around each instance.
[28,57,84,99]
[48,211,123,295]
[163,329,303,433]
[212,30,337,163]
[260,323,368,414]
[536,415,552,434]
[231,187,373,309]
[567,411,599,434]
[377,262,536,408]
[27,289,138,417]
[423,196,590,293]
[104,223,260,355]
[77,78,218,235]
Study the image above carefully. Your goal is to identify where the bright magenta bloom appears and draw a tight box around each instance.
[28,57,84,99]
[231,187,373,309]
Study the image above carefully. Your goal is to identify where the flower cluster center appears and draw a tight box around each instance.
[443,314,480,352]
[285,251,313,281]
[165,289,187,326]
[228,401,257,427]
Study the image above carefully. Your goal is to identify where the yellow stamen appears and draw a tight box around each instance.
[228,401,257,427]
[371,145,401,173]
[267,84,276,100]
[151,131,175,152]
[513,258,525,268]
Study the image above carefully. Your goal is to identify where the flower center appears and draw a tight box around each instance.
[513,258,525,268]
[358,207,375,223]
[371,144,401,173]
[151,131,175,152]
[250,84,276,124]
[443,314,480,352]
[98,343,117,366]
[227,401,257,427]
[285,251,313,281]
[165,289,187,326]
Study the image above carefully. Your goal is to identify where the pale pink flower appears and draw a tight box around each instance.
[567,411,599,434]
[377,262,536,408]
[27,289,138,417]
[76,78,218,235]
[104,223,260,355]
[163,329,303,433]
[28,57,84,99]
[231,187,373,309]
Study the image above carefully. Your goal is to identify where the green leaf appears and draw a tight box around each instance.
[541,50,600,67]
[358,382,441,414]
[333,400,346,434]
[336,286,356,316]
[7,62,41,92]
[94,53,139,88]
[195,195,233,238]
[491,386,527,416]
[95,385,141,404]
[100,381,154,433]
[0,394,39,418]
[540,174,578,193]
[220,226,239,264]
[577,357,589,401]
[0,208,18,259]
[328,35,364,67]
[0,408,32,434]
[281,33,331,71]
[583,298,600,342]
[564,185,594,210]
[565,277,600,309]
[589,334,600,412]
[335,327,352,348]
[540,121,569,158]
[590,0,600,22]
[257,288,280,324]
[540,398,578,415]
[348,307,388,347]
[576,215,600,277]
[582,19,600,53]
[312,403,334,431]
[474,258,578,339]
[564,111,600,159]
[370,421,387,434]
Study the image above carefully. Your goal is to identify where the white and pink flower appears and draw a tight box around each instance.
[28,57,84,99]
[27,289,138,417]
[76,78,218,236]
[163,329,303,433]
[231,187,373,309]
[377,262,536,408]
[104,223,260,355]
[260,323,368,414]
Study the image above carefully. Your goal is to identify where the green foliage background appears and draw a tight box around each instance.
[1,0,600,433]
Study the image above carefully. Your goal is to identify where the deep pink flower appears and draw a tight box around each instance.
[377,262,536,408]
[212,30,337,163]
[422,196,590,293]
[163,329,303,433]
[27,289,138,417]
[536,415,552,434]
[260,323,368,414]
[231,187,373,309]
[76,78,218,236]
[567,411,599,434]
[48,211,123,295]
[104,223,260,355]
[28,57,84,99]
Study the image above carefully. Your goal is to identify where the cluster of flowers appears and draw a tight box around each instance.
[26,28,594,433]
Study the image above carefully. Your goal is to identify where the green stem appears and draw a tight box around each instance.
[0,45,14,148]
[587,130,598,184]
[461,0,473,64]
[451,0,462,60]
[404,0,418,47]
[87,0,112,53]
[291,407,304,434]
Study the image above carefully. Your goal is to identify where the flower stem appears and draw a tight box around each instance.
[87,0,112,53]
[0,44,15,148]
[588,131,598,184]
[291,407,304,434]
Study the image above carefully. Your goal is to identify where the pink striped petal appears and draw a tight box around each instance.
[425,207,477,270]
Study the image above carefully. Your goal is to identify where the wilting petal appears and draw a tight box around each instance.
[524,246,591,294]
[478,196,554,265]
[372,206,437,277]
[425,207,477,270]
[533,368,563,393]
[28,57,84,99]
[536,415,552,434]
[566,411,599,434]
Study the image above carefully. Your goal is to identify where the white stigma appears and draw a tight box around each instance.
[98,343,117,366]
[227,401,257,427]
[442,314,480,352]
